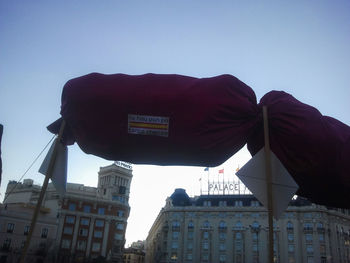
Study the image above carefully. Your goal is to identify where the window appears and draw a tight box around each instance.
[187,253,192,260]
[235,221,243,230]
[114,233,123,240]
[252,232,258,241]
[317,222,324,230]
[77,240,86,250]
[319,233,325,242]
[63,227,73,235]
[68,203,76,211]
[117,210,124,217]
[116,223,124,230]
[219,221,227,229]
[219,200,227,207]
[95,219,104,227]
[172,231,179,239]
[305,233,313,242]
[203,200,211,207]
[66,216,75,224]
[41,228,48,238]
[288,256,295,263]
[307,256,314,263]
[80,218,90,226]
[287,221,293,230]
[235,232,242,239]
[94,230,103,238]
[187,231,194,239]
[79,228,88,237]
[187,242,193,250]
[304,222,313,231]
[24,225,30,235]
[288,244,295,252]
[170,253,177,261]
[219,254,226,263]
[306,244,314,253]
[252,221,260,230]
[251,200,259,207]
[202,254,209,260]
[219,232,226,240]
[202,241,209,250]
[219,242,226,251]
[98,207,105,215]
[61,239,71,249]
[3,238,11,249]
[203,221,210,229]
[203,231,209,239]
[171,241,178,249]
[83,205,91,213]
[253,243,258,252]
[188,221,194,229]
[172,220,180,229]
[92,242,101,252]
[235,200,243,207]
[288,233,294,242]
[7,223,15,233]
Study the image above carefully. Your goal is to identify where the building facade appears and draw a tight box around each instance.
[146,189,350,263]
[0,162,133,263]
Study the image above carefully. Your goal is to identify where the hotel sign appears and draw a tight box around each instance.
[208,182,240,193]
[114,161,132,170]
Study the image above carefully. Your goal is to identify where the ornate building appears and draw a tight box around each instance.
[0,162,133,263]
[146,188,350,263]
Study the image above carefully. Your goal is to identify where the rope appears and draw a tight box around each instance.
[2,134,56,203]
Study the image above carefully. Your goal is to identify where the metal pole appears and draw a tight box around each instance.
[19,120,66,263]
[263,106,274,263]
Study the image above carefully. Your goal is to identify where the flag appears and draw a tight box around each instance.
[204,167,209,172]
[39,139,68,197]
[235,165,240,172]
[218,168,224,174]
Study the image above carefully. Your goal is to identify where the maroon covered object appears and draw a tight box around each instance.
[48,73,350,208]
[247,91,350,208]
[49,73,258,166]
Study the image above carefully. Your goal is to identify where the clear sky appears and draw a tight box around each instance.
[1,1,349,246]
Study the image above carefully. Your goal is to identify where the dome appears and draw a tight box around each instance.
[170,188,191,206]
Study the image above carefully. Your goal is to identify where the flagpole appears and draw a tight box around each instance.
[263,106,274,263]
[207,168,210,195]
[19,120,66,263]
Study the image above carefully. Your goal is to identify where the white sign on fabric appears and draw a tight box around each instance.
[39,139,68,197]
[236,147,299,219]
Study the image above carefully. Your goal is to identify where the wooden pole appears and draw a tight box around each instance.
[19,120,66,263]
[263,106,274,263]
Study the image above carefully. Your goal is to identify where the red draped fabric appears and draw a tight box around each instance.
[48,73,350,208]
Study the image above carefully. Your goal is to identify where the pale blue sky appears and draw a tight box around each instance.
[1,0,349,245]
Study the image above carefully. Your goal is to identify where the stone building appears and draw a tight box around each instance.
[0,162,133,263]
[146,188,350,263]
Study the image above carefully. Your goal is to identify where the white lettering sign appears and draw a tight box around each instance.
[114,161,132,170]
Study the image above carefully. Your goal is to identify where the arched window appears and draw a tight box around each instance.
[188,221,194,229]
[172,220,180,231]
[203,220,210,228]
[235,221,243,230]
[219,221,227,229]
[252,221,260,228]
[287,221,293,230]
